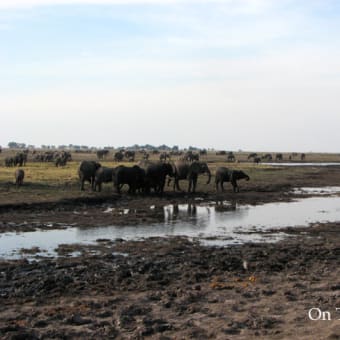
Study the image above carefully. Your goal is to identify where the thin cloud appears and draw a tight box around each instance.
[0,0,266,10]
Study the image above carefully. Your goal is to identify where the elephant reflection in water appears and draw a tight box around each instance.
[165,203,197,222]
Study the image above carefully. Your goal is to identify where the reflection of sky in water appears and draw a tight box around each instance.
[263,163,340,166]
[1,195,340,259]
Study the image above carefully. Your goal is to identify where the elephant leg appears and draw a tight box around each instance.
[215,179,219,191]
[192,175,198,193]
[188,180,192,193]
[175,178,181,191]
[80,179,85,191]
[114,182,121,194]
[167,178,172,187]
[159,178,166,193]
[98,183,102,192]
[221,181,225,192]
[231,180,238,193]
[90,177,95,191]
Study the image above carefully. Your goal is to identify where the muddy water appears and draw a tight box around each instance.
[263,162,340,166]
[1,191,340,259]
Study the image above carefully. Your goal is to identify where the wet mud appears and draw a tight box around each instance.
[0,223,339,339]
[0,166,340,338]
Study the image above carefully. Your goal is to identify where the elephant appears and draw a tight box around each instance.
[14,153,25,167]
[159,152,171,162]
[55,152,69,167]
[248,153,257,159]
[171,161,211,193]
[113,165,145,194]
[183,151,199,162]
[262,153,272,161]
[301,153,306,161]
[78,160,101,191]
[94,167,114,192]
[124,150,135,162]
[114,151,124,162]
[5,157,14,167]
[275,153,283,161]
[227,152,235,162]
[139,160,174,193]
[96,149,109,160]
[253,157,261,164]
[15,169,25,187]
[215,167,249,192]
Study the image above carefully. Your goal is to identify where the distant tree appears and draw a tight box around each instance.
[8,142,19,148]
[8,141,27,149]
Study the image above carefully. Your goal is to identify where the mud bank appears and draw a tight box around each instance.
[0,183,324,234]
[0,222,339,339]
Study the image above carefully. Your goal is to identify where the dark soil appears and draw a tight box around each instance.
[0,223,339,339]
[0,165,339,339]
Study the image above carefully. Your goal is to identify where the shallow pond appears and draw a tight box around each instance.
[263,162,340,166]
[1,190,340,259]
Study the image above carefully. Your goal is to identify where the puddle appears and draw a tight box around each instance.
[291,186,340,195]
[263,162,340,166]
[1,194,340,259]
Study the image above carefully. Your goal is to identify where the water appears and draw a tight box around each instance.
[291,186,340,195]
[1,193,340,259]
[263,162,340,167]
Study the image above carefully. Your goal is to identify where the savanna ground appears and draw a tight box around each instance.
[0,149,340,339]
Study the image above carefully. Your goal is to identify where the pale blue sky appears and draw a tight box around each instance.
[1,0,340,151]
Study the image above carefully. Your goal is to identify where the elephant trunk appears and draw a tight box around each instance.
[206,169,211,184]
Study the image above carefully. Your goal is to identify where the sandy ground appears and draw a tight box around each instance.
[0,165,339,339]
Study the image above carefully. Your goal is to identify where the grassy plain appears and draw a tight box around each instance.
[1,149,340,339]
[1,149,340,205]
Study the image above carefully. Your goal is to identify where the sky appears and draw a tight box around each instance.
[0,0,340,152]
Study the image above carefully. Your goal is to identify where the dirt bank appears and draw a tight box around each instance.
[0,165,339,339]
[0,222,339,339]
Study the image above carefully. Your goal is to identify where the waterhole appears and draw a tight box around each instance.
[1,189,340,259]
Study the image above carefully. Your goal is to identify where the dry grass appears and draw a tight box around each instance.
[0,149,339,205]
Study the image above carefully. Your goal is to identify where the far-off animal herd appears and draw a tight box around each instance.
[1,149,307,192]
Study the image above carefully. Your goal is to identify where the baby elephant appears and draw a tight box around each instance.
[15,169,25,187]
[215,167,249,192]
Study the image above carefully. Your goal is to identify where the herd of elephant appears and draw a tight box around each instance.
[78,160,250,194]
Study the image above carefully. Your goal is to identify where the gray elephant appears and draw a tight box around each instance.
[215,167,249,192]
[5,157,14,167]
[94,167,114,192]
[139,160,174,193]
[14,153,25,167]
[113,165,145,194]
[275,153,283,161]
[253,157,261,164]
[114,151,124,162]
[15,169,25,187]
[171,161,211,193]
[78,160,101,191]
[96,149,109,160]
